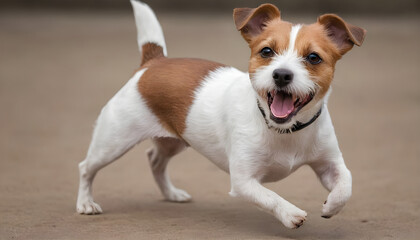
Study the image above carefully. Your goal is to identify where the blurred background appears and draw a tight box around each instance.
[1,0,419,239]
[1,0,420,15]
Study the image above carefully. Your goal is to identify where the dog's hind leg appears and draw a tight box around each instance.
[147,137,192,202]
[77,70,174,214]
[76,108,146,215]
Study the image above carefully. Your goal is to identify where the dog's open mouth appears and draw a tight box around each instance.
[267,90,314,124]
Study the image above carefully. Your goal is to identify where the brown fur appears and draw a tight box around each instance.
[318,14,366,55]
[141,43,165,66]
[295,23,341,99]
[233,4,281,43]
[138,58,225,136]
[248,19,292,75]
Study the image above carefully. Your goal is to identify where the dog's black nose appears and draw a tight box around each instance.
[272,68,294,88]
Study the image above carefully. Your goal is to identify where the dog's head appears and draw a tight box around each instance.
[233,4,366,130]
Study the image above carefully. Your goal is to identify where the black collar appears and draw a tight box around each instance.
[257,100,322,134]
[286,107,322,133]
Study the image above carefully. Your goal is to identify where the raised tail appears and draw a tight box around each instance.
[130,0,167,66]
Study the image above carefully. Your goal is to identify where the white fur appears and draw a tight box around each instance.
[130,0,167,56]
[183,67,350,228]
[76,3,352,229]
[288,25,301,50]
[77,69,177,214]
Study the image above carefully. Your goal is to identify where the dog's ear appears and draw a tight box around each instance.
[233,4,280,43]
[318,14,366,55]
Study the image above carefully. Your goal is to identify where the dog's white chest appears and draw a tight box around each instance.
[182,67,318,178]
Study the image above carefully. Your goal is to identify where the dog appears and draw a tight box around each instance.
[76,0,366,229]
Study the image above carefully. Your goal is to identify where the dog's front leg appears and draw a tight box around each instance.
[310,156,352,218]
[229,160,307,228]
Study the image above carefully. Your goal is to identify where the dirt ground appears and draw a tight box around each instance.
[0,10,419,240]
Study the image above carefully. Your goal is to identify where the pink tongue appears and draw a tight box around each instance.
[270,92,294,118]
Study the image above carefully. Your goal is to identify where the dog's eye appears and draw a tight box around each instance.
[306,53,322,65]
[260,47,274,58]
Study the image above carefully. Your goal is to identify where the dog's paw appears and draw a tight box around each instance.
[164,188,192,203]
[321,198,345,218]
[77,200,103,215]
[321,188,350,218]
[277,203,307,229]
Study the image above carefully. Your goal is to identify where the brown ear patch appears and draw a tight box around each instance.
[138,58,225,137]
[317,14,366,55]
[233,4,281,43]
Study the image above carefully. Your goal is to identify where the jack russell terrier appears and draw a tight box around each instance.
[77,0,366,229]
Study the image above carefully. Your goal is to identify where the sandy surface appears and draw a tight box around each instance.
[0,11,419,240]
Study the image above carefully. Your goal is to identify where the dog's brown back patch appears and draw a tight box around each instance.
[139,58,225,136]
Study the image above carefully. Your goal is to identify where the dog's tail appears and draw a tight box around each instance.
[130,0,167,66]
